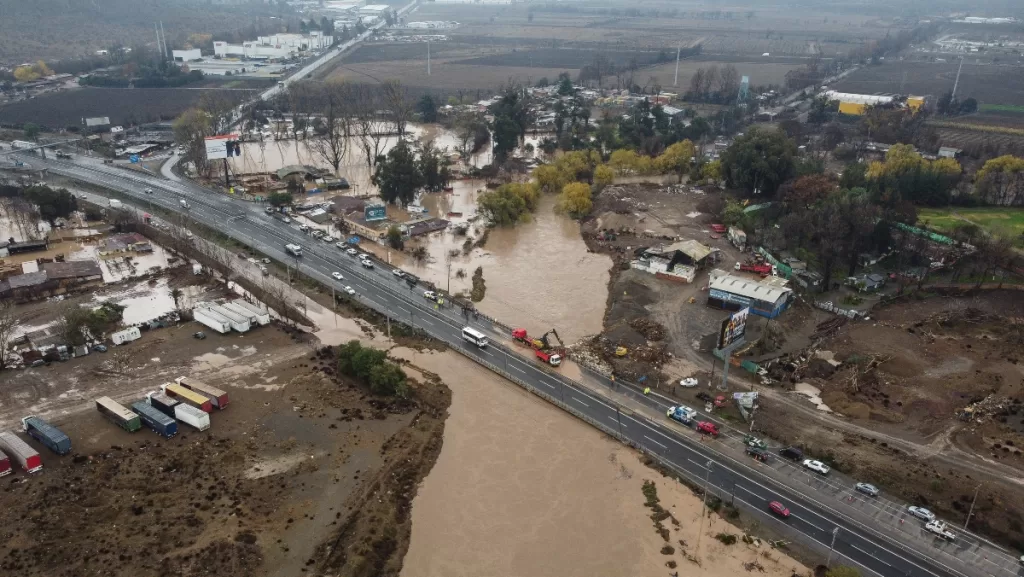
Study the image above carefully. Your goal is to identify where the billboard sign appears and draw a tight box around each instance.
[717,307,749,350]
[204,134,241,160]
[364,204,386,222]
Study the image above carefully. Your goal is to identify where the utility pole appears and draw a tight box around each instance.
[673,44,681,87]
[964,484,982,530]
[155,23,164,60]
[160,21,169,59]
[827,527,839,567]
[427,40,431,76]
[951,57,964,101]
[695,460,713,560]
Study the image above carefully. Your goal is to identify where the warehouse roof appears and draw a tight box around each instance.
[710,274,791,303]
[654,239,713,262]
[8,271,48,289]
[42,260,103,279]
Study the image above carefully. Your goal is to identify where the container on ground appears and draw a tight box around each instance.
[130,401,178,438]
[193,306,232,334]
[147,391,180,418]
[95,396,142,432]
[0,431,42,473]
[231,299,272,325]
[174,404,211,431]
[202,303,251,333]
[22,416,72,455]
[175,376,229,410]
[161,383,214,412]
[111,326,142,345]
[222,301,270,327]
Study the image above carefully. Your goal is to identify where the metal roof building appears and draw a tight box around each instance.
[708,274,792,319]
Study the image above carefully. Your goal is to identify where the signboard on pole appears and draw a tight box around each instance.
[364,204,386,222]
[717,307,749,350]
[204,134,241,160]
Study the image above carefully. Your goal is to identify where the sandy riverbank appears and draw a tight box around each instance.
[394,349,809,577]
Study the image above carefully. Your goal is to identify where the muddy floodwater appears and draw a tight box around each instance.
[395,349,808,577]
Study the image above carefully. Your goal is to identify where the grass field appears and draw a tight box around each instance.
[980,103,1024,115]
[917,207,1024,240]
[833,61,1024,107]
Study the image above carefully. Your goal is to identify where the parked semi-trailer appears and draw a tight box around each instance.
[230,300,271,326]
[147,392,180,418]
[0,431,42,473]
[0,448,11,477]
[221,302,268,328]
[22,416,71,455]
[161,383,213,412]
[130,401,178,438]
[95,396,141,432]
[174,404,211,431]
[175,377,229,410]
[204,303,251,333]
[193,306,232,334]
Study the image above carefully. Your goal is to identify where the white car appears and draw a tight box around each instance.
[331,272,344,281]
[343,286,355,295]
[345,248,358,256]
[802,459,830,475]
[423,290,438,301]
[144,187,153,194]
[336,242,347,249]
[357,253,369,260]
[679,377,699,388]
[393,269,405,278]
[908,506,935,522]
[361,259,374,269]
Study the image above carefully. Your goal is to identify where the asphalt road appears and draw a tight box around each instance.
[13,153,1010,577]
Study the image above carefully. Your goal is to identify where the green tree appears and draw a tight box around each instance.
[557,182,593,219]
[594,164,614,187]
[417,94,438,123]
[386,225,404,250]
[372,140,423,206]
[369,362,408,397]
[22,185,77,225]
[418,140,451,192]
[478,184,531,225]
[491,115,520,160]
[173,107,213,174]
[267,191,293,207]
[23,122,40,141]
[720,127,797,197]
[557,71,574,95]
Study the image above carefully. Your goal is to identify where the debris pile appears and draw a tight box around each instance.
[630,318,667,341]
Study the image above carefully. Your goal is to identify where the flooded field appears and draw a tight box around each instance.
[395,349,808,577]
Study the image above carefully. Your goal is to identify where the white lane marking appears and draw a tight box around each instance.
[791,513,827,533]
[849,544,892,567]
[571,397,589,408]
[510,364,526,375]
[736,484,766,502]
[540,380,556,389]
[624,415,956,577]
[643,435,667,449]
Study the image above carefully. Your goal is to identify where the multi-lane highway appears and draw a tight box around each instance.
[12,153,1014,577]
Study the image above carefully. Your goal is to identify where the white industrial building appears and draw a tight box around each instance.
[213,30,334,60]
[359,4,391,16]
[171,48,202,62]
[822,91,894,107]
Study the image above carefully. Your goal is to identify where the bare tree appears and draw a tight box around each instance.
[288,82,318,143]
[381,80,412,136]
[717,64,741,100]
[689,67,706,98]
[308,81,353,175]
[353,85,390,169]
[701,65,719,98]
[0,301,17,370]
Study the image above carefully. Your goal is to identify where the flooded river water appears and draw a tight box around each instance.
[394,349,808,577]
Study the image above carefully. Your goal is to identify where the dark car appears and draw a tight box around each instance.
[746,446,771,462]
[779,446,804,461]
[92,344,108,353]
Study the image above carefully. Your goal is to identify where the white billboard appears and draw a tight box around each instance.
[204,134,241,160]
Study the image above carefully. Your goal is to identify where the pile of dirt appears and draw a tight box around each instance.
[629,317,667,341]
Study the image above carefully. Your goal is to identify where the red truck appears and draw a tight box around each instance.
[535,349,562,367]
[710,224,727,234]
[735,262,774,277]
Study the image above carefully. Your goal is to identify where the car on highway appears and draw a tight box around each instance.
[679,377,698,388]
[802,459,830,475]
[424,290,438,301]
[768,501,791,518]
[261,258,271,264]
[745,446,771,462]
[311,229,324,239]
[322,234,336,243]
[925,520,956,541]
[144,187,153,194]
[696,421,719,437]
[667,405,697,425]
[345,248,358,256]
[343,286,355,295]
[180,199,190,209]
[361,259,374,269]
[855,482,880,497]
[336,242,347,249]
[393,269,405,278]
[357,253,369,260]
[907,506,935,522]
[779,446,804,461]
[299,224,310,233]
[265,206,275,214]
[331,272,344,281]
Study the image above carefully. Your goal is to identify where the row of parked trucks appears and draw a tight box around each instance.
[0,377,230,475]
[192,300,271,335]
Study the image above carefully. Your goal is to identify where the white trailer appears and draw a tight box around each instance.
[231,300,272,326]
[193,306,231,334]
[205,303,250,333]
[111,326,142,345]
[174,404,211,431]
[109,199,123,209]
[222,301,269,327]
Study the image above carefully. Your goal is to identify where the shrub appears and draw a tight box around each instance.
[715,533,737,545]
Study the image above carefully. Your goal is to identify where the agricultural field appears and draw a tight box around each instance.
[832,60,1024,106]
[917,206,1024,240]
[0,87,258,131]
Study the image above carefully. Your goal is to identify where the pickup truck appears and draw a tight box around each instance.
[925,520,956,541]
[667,405,697,425]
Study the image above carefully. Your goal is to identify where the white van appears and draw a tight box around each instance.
[461,327,488,348]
